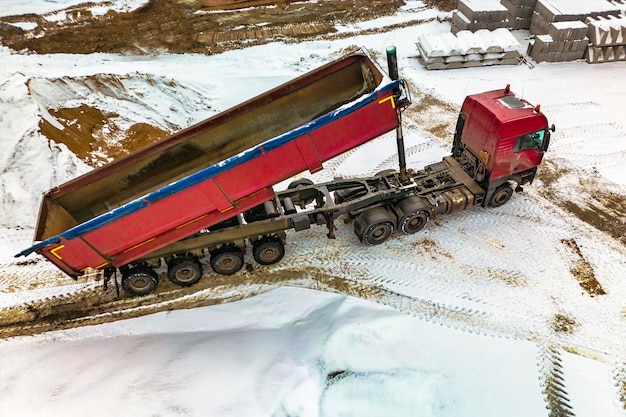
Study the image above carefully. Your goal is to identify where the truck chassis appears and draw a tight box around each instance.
[114,154,511,295]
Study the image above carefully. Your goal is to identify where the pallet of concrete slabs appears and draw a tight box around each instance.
[530,0,621,35]
[417,28,522,70]
[586,15,626,47]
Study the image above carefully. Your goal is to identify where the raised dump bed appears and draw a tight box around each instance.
[18,49,403,277]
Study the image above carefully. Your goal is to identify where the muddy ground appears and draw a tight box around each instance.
[0,0,454,55]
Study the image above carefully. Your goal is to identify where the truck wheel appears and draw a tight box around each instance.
[168,257,203,286]
[355,207,395,245]
[121,265,158,296]
[253,238,285,265]
[374,169,396,178]
[288,178,314,189]
[210,247,244,275]
[395,197,430,234]
[400,211,429,234]
[489,183,514,208]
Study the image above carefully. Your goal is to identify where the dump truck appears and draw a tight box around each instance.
[17,47,554,296]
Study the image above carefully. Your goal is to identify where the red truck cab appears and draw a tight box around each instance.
[452,85,554,206]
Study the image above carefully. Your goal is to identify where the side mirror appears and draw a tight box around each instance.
[550,124,556,132]
[543,131,551,152]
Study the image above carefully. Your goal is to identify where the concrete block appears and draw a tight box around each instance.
[501,57,521,65]
[457,30,486,53]
[587,15,626,46]
[482,58,501,66]
[564,38,589,54]
[464,53,484,61]
[530,51,554,62]
[503,50,522,58]
[493,27,523,52]
[501,0,534,18]
[463,60,484,67]
[484,52,506,59]
[425,62,449,70]
[586,45,626,63]
[503,0,537,6]
[548,20,588,41]
[534,34,564,53]
[417,33,450,57]
[510,16,532,29]
[475,28,505,52]
[452,10,472,31]
[530,11,551,35]
[585,45,604,63]
[534,0,621,23]
[416,42,445,63]
[560,50,585,61]
[458,0,509,22]
[445,53,466,63]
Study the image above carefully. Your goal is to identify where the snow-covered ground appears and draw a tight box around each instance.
[0,1,625,416]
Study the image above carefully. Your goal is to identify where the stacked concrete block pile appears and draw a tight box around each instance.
[586,15,626,63]
[528,20,589,62]
[526,0,624,63]
[417,28,523,69]
[451,0,511,34]
[500,0,537,29]
[529,0,621,35]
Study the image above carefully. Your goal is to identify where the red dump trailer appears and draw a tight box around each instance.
[17,49,407,283]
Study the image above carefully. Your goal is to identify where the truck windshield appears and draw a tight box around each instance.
[514,130,545,152]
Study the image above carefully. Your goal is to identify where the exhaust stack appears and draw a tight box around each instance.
[386,46,407,182]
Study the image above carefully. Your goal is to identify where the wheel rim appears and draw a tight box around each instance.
[365,222,392,245]
[491,186,513,207]
[402,212,428,234]
[129,275,151,291]
[212,251,243,275]
[258,247,280,263]
[254,242,283,265]
[123,270,157,295]
[494,191,509,204]
[175,267,196,282]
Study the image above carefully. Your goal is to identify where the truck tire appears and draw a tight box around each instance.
[287,178,314,189]
[374,169,396,178]
[489,183,514,208]
[210,247,244,275]
[355,207,395,245]
[168,256,203,286]
[400,211,429,234]
[253,237,285,265]
[121,265,158,296]
[395,197,430,234]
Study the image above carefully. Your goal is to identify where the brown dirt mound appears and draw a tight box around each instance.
[40,104,169,166]
[0,0,406,55]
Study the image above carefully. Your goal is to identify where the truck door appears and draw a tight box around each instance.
[510,129,549,174]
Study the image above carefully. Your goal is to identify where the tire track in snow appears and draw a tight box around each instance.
[538,345,576,417]
[541,101,600,114]
[613,363,626,411]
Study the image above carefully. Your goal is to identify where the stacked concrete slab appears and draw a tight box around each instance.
[586,15,626,63]
[451,0,511,34]
[529,0,621,35]
[500,0,537,29]
[528,20,589,62]
[417,28,523,70]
